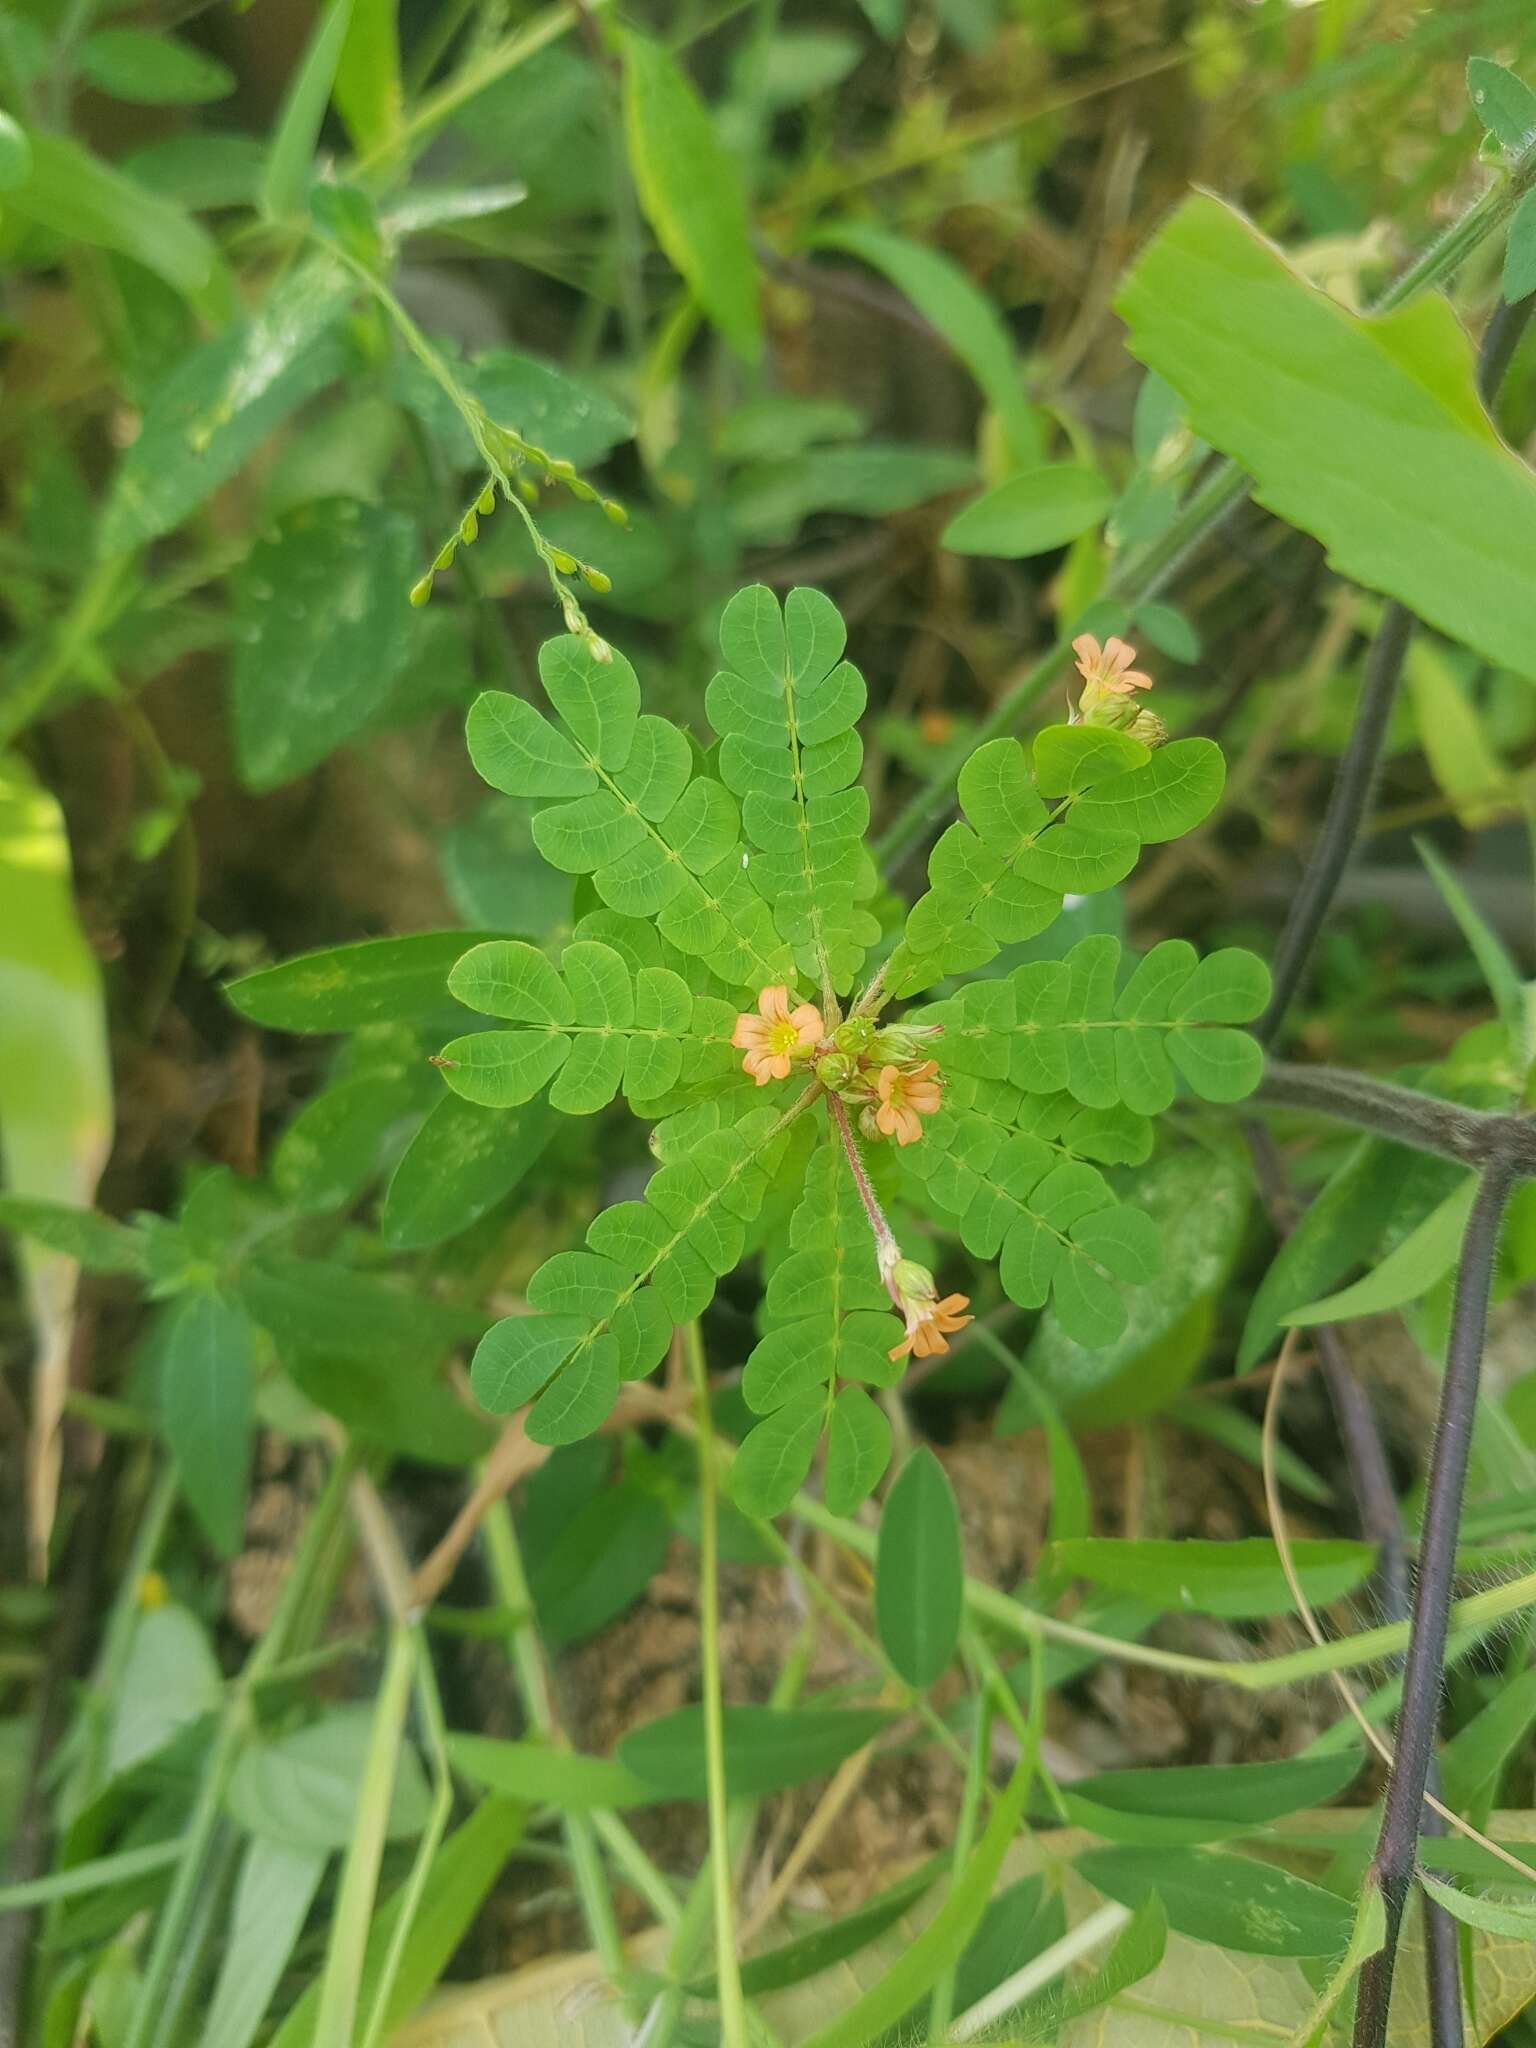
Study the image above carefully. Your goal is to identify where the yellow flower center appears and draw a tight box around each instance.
[766,1020,802,1056]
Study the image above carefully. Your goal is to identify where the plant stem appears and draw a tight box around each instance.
[873,146,1536,876]
[1259,600,1416,1042]
[1256,1060,1536,1170]
[1352,1163,1516,2048]
[684,1319,750,2048]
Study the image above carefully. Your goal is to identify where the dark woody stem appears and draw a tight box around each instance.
[1352,1163,1516,2048]
[1256,1061,1536,1172]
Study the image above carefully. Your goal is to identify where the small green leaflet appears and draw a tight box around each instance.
[706,585,880,993]
[1075,1844,1355,1956]
[1467,56,1536,156]
[159,1290,256,1558]
[227,930,501,1031]
[1282,1174,1477,1327]
[942,463,1111,558]
[446,1735,656,1811]
[617,1704,890,1799]
[439,938,738,1113]
[1419,1871,1536,1939]
[1048,1535,1376,1618]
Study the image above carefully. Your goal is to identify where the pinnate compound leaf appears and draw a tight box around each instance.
[621,31,760,360]
[1117,193,1536,686]
[876,1448,963,1687]
[466,637,793,993]
[707,585,879,991]
[476,1109,797,1441]
[895,733,1225,992]
[441,938,735,1112]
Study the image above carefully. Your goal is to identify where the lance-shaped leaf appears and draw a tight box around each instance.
[736,1142,901,1515]
[921,933,1268,1116]
[706,585,880,994]
[901,1109,1160,1346]
[893,727,1224,994]
[438,938,737,1113]
[471,1105,799,1443]
[466,635,794,995]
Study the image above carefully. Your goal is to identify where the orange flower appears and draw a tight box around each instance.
[889,1292,973,1361]
[873,1060,942,1145]
[732,985,825,1085]
[1073,633,1153,699]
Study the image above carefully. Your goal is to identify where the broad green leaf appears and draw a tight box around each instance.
[1237,1136,1405,1370]
[0,1196,143,1274]
[1283,1173,1477,1326]
[159,1291,256,1558]
[0,757,114,1576]
[1061,1752,1361,1847]
[227,931,499,1031]
[284,1347,490,1466]
[1440,1665,1536,1812]
[617,1705,891,1800]
[261,0,355,220]
[267,1796,525,2048]
[100,258,353,552]
[527,1469,671,1647]
[1075,1844,1355,1956]
[806,223,1041,464]
[232,498,420,789]
[448,1736,655,1811]
[1419,1872,1536,1939]
[621,31,760,359]
[227,1705,432,1851]
[1416,836,1530,1068]
[240,1254,479,1369]
[1406,642,1515,828]
[876,1448,963,1688]
[8,131,222,309]
[1117,194,1536,685]
[0,112,31,191]
[78,28,234,104]
[1467,55,1536,154]
[708,1864,940,1998]
[942,464,1111,558]
[202,1837,326,2048]
[382,1095,556,1248]
[334,0,402,154]
[272,1070,423,1215]
[106,1604,222,1779]
[1049,1535,1376,1617]
[824,1386,892,1515]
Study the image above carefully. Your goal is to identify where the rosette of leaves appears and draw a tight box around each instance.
[437,584,1270,1513]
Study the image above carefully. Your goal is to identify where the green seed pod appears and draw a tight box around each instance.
[409,574,434,608]
[477,484,496,515]
[459,510,479,545]
[518,478,539,505]
[568,477,595,501]
[580,563,612,594]
[603,498,628,526]
[550,549,579,576]
[432,540,457,572]
[548,458,576,481]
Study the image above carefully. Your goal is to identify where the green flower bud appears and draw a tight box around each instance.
[432,540,457,572]
[409,574,434,608]
[603,498,628,526]
[477,484,496,516]
[459,509,479,545]
[548,457,577,481]
[815,1052,858,1091]
[550,549,580,576]
[858,1103,884,1141]
[834,1017,878,1057]
[889,1258,937,1307]
[580,563,612,594]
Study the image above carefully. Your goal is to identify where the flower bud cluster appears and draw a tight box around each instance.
[731,990,945,1146]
